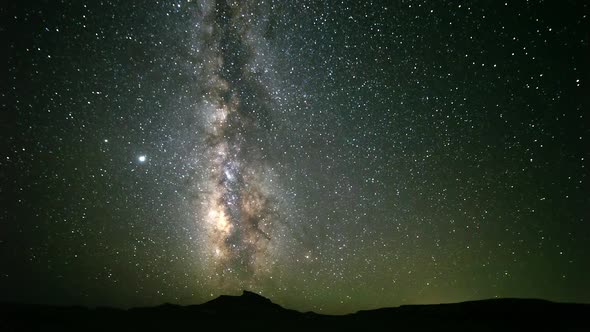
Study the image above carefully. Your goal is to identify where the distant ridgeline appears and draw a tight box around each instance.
[1,291,589,331]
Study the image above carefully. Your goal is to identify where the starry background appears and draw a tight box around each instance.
[2,0,589,314]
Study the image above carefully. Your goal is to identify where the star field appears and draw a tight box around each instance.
[2,0,589,314]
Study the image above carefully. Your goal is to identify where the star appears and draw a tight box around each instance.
[138,155,147,163]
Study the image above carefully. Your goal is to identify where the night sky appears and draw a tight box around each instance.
[2,0,589,314]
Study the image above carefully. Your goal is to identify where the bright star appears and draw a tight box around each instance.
[138,155,146,163]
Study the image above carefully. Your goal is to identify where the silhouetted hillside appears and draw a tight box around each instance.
[1,291,588,331]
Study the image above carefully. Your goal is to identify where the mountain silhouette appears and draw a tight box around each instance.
[1,291,588,331]
[197,290,298,316]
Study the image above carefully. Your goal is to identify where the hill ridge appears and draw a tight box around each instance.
[2,292,589,331]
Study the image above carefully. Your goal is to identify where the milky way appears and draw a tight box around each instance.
[191,0,284,287]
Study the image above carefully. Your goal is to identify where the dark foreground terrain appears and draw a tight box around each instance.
[2,291,588,331]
